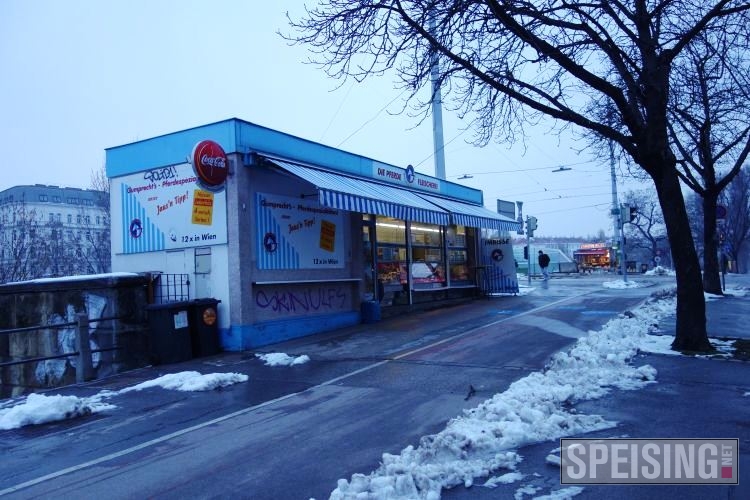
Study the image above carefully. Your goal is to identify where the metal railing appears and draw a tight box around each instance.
[152,273,190,303]
[0,313,124,383]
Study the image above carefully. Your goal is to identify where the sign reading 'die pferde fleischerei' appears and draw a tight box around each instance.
[114,162,228,254]
[255,192,345,270]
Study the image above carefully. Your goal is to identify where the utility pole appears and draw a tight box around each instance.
[428,14,446,180]
[609,141,628,282]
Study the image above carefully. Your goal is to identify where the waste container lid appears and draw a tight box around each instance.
[191,298,221,305]
[146,300,193,311]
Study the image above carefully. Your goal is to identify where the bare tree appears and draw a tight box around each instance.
[685,191,706,261]
[668,25,750,294]
[76,169,111,274]
[0,199,46,283]
[721,165,750,272]
[287,1,750,351]
[623,190,669,267]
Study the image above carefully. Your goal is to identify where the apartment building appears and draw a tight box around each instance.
[0,184,110,283]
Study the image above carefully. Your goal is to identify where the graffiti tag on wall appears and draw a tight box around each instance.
[255,286,349,317]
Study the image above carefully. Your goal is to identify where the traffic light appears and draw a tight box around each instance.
[523,245,529,260]
[526,216,538,236]
[629,206,637,222]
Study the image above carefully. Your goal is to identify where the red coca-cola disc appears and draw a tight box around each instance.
[192,140,228,187]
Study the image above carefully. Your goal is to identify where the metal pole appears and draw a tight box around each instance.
[75,312,94,383]
[527,237,532,286]
[609,141,628,282]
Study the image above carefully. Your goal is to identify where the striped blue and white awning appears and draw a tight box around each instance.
[419,194,522,231]
[267,159,450,225]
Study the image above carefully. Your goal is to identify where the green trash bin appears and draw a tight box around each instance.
[146,301,193,365]
[189,298,222,357]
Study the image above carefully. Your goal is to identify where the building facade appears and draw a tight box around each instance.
[106,118,520,350]
[0,185,110,283]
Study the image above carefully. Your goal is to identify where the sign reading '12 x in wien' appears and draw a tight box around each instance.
[191,140,228,190]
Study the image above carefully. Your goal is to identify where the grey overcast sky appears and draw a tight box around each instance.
[0,0,646,238]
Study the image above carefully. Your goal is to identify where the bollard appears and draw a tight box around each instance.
[75,313,94,383]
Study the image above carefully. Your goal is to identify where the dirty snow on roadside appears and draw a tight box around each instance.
[256,352,311,366]
[0,371,248,431]
[330,291,681,500]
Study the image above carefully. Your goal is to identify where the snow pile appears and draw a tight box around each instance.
[119,371,248,393]
[256,352,310,366]
[0,393,115,431]
[643,266,675,276]
[482,471,524,488]
[0,371,248,431]
[602,279,647,289]
[330,294,676,499]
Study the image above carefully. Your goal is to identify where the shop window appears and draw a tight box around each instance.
[375,216,408,304]
[410,223,445,289]
[376,217,406,244]
[447,225,471,284]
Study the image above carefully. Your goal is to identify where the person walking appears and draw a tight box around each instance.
[538,250,551,280]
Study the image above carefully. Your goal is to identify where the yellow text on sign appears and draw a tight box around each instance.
[192,189,214,225]
[319,219,336,252]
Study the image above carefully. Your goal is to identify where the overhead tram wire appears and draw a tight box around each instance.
[319,81,355,142]
[336,89,409,148]
[449,158,600,177]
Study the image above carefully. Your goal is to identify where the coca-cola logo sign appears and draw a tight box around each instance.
[191,140,228,188]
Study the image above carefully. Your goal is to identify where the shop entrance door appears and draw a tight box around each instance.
[362,217,376,301]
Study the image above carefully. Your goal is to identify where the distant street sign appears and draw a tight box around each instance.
[716,204,727,219]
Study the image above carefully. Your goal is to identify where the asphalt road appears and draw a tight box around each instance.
[0,275,673,499]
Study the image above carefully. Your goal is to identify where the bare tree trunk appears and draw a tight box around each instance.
[654,169,711,351]
[702,197,723,294]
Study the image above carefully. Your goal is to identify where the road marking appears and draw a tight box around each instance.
[0,291,593,496]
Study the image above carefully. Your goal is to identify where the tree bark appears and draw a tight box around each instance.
[653,168,711,351]
[702,197,723,294]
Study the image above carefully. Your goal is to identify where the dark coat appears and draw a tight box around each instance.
[538,253,551,268]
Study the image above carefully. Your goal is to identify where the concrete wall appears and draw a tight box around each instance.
[0,274,150,397]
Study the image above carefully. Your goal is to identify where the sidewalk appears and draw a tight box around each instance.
[445,273,750,499]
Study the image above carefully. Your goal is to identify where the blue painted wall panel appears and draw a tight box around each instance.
[106,119,238,177]
[223,312,361,350]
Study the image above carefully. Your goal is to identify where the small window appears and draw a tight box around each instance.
[67,214,72,224]
[52,196,61,203]
[76,215,82,224]
[96,216,100,225]
[49,213,55,222]
[39,194,48,202]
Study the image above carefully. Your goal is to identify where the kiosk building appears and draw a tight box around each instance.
[106,118,520,350]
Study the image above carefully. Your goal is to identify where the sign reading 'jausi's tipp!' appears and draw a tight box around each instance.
[191,140,228,189]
